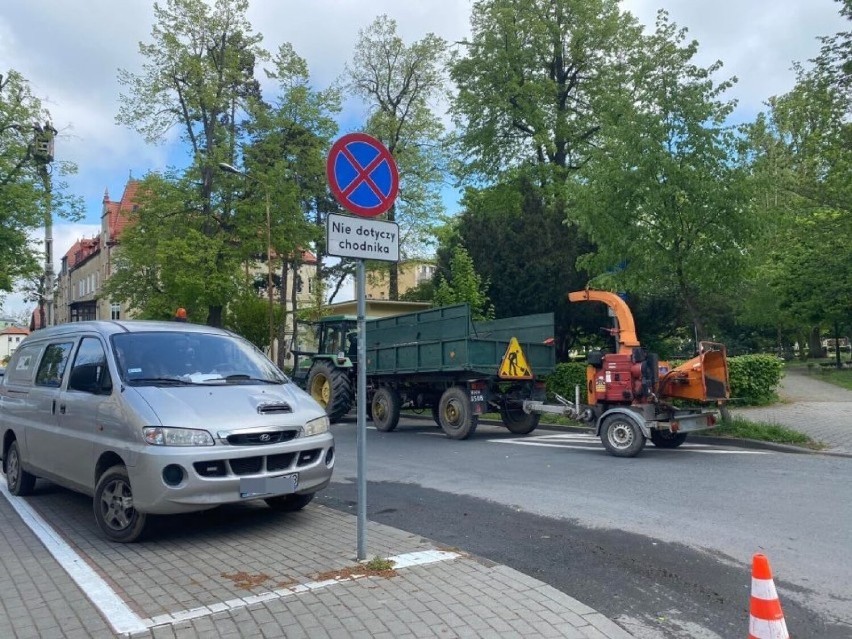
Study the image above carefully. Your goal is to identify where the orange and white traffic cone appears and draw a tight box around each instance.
[748,553,790,639]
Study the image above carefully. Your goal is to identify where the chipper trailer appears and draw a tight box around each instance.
[524,289,730,457]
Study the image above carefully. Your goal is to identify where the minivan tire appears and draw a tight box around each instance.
[6,440,36,496]
[265,492,314,512]
[94,465,147,543]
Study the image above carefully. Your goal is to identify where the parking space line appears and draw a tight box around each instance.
[137,549,460,633]
[0,484,460,636]
[488,438,772,454]
[0,478,148,636]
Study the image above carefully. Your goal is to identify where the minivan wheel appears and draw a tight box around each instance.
[94,466,147,543]
[6,441,36,496]
[265,492,314,512]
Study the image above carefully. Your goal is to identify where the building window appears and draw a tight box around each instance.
[308,277,314,294]
[111,303,121,320]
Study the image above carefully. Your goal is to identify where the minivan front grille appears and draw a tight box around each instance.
[192,450,311,479]
[226,430,297,446]
[228,456,262,475]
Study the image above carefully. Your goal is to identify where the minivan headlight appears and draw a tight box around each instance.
[143,427,214,446]
[303,416,330,437]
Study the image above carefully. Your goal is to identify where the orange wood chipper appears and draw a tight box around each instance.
[524,289,730,457]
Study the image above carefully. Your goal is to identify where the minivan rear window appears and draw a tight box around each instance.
[7,343,43,384]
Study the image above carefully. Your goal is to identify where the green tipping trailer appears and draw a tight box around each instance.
[293,304,555,439]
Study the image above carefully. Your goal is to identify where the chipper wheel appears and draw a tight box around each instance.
[437,386,479,440]
[650,430,689,448]
[307,361,353,422]
[600,413,646,457]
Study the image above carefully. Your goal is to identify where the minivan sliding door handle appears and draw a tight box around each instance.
[59,403,66,414]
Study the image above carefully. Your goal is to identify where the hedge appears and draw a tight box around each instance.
[544,354,783,407]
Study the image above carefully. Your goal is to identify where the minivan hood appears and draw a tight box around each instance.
[127,382,325,430]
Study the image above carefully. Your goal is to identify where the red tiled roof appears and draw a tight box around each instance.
[107,179,141,241]
[63,237,100,269]
[0,326,29,336]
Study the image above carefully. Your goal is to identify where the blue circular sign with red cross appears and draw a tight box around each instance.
[326,133,399,217]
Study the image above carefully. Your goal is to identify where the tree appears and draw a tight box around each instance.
[347,15,448,298]
[116,0,265,326]
[433,245,494,321]
[443,175,597,357]
[0,70,81,294]
[743,0,852,359]
[569,11,754,339]
[450,0,643,191]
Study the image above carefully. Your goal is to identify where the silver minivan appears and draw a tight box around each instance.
[0,321,334,542]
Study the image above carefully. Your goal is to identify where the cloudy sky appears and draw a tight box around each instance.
[0,0,847,315]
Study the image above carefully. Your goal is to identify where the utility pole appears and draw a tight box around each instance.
[32,122,57,328]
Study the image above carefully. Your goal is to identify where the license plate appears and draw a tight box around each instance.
[239,473,298,498]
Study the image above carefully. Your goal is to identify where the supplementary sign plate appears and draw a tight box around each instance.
[327,213,399,262]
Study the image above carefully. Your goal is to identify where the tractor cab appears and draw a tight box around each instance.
[291,316,360,419]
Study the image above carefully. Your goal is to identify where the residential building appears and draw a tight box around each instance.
[366,259,436,300]
[0,326,29,363]
[52,178,318,367]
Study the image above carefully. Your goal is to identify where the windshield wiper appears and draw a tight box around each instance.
[223,374,281,384]
[126,377,193,386]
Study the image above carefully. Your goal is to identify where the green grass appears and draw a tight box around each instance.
[785,358,852,391]
[697,417,821,448]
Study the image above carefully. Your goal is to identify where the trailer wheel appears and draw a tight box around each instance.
[307,361,353,422]
[431,405,441,427]
[600,414,645,457]
[372,387,401,432]
[650,430,688,448]
[500,404,540,435]
[438,387,478,440]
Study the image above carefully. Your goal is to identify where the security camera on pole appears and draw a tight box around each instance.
[326,133,399,561]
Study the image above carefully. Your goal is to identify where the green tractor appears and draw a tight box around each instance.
[292,315,359,422]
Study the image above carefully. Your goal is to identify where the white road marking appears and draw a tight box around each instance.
[488,436,771,454]
[0,478,148,635]
[0,483,460,636]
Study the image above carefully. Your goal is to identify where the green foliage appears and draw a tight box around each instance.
[543,362,588,403]
[224,288,282,351]
[347,15,448,296]
[571,11,752,339]
[0,69,82,293]
[432,246,494,320]
[727,355,785,406]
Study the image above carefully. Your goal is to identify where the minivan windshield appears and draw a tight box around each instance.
[111,331,288,386]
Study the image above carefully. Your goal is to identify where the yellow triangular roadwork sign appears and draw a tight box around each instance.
[499,337,534,379]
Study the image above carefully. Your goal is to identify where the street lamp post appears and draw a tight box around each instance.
[32,122,57,328]
[218,163,275,355]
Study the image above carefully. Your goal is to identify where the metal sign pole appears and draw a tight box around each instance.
[356,259,367,560]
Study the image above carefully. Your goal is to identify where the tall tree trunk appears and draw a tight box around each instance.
[808,325,823,359]
[290,258,301,357]
[834,321,842,369]
[207,305,223,328]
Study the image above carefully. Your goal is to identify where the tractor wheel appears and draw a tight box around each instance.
[437,386,478,440]
[650,430,688,448]
[431,404,441,427]
[307,361,353,422]
[500,402,540,435]
[600,414,646,458]
[372,387,401,432]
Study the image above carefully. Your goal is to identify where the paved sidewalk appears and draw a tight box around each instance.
[0,480,633,639]
[732,369,852,455]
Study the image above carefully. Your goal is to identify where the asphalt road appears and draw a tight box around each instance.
[318,416,852,639]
